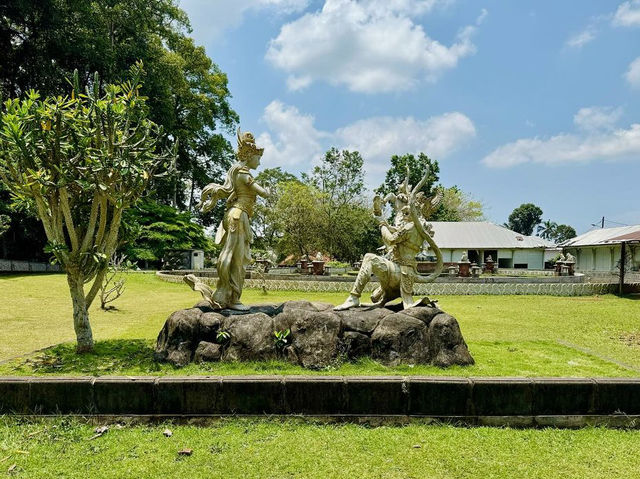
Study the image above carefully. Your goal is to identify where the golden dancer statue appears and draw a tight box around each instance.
[185,129,270,310]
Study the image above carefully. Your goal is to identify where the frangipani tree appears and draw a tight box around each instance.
[0,63,173,351]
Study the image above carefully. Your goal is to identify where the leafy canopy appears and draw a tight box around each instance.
[505,203,543,236]
[537,220,577,244]
[121,199,215,265]
[377,153,484,222]
[303,148,378,261]
[0,63,173,350]
[0,0,238,212]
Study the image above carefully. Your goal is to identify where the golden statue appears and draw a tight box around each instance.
[185,129,270,310]
[334,169,443,311]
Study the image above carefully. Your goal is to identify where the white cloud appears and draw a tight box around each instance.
[257,101,326,168]
[178,0,310,45]
[573,106,623,131]
[482,107,640,168]
[625,56,640,87]
[336,113,476,166]
[266,0,482,93]
[565,28,596,49]
[613,0,640,27]
[476,8,488,25]
[256,100,476,184]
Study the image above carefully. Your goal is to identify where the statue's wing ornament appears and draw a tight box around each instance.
[373,195,383,217]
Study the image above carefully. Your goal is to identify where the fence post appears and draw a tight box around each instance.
[619,241,626,295]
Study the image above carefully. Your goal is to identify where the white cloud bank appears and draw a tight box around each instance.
[257,100,476,183]
[613,0,640,27]
[573,106,623,131]
[482,107,640,168]
[266,0,484,93]
[257,101,327,168]
[179,0,309,44]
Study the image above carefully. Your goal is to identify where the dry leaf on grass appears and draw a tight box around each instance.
[178,448,193,456]
[89,426,109,440]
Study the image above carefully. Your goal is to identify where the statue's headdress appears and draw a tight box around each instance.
[237,128,264,161]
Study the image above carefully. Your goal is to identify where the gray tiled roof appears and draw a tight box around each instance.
[426,221,555,249]
[560,225,640,247]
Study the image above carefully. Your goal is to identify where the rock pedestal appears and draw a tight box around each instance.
[154,300,475,369]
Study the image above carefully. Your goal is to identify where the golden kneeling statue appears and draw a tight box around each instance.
[334,170,444,311]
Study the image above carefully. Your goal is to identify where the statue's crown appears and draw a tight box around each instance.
[237,128,264,160]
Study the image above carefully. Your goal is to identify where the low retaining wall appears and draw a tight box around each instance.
[0,259,61,273]
[2,376,640,426]
[156,272,640,296]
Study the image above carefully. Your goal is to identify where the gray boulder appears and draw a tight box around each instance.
[428,313,475,367]
[371,313,429,365]
[289,309,342,369]
[154,301,474,369]
[222,313,276,362]
[194,341,222,362]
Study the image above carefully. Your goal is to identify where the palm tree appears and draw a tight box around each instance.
[537,220,557,240]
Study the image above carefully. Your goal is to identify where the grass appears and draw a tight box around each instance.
[1,417,640,478]
[2,275,640,477]
[1,273,640,377]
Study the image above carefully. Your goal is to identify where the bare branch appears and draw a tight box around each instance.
[59,187,79,252]
[80,193,100,253]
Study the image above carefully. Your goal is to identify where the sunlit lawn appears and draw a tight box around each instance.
[1,273,640,377]
[2,417,640,479]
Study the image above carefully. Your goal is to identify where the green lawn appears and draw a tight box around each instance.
[1,273,640,377]
[1,417,640,478]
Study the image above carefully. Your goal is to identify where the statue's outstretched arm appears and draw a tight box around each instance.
[239,173,270,199]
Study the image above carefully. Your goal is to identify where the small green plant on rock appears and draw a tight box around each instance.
[273,329,291,352]
[216,330,231,345]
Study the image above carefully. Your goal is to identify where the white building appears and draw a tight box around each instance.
[560,225,640,272]
[423,222,556,270]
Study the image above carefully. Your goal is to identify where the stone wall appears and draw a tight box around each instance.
[0,259,62,273]
[156,271,640,296]
[3,376,640,427]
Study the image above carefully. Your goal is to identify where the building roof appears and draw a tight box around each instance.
[560,225,640,247]
[426,222,555,250]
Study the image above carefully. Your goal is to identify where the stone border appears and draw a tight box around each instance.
[0,259,62,273]
[156,271,640,296]
[2,376,640,427]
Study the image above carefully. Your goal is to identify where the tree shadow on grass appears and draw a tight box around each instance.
[20,339,166,376]
[620,293,640,300]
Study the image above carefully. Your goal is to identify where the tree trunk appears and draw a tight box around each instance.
[67,272,94,352]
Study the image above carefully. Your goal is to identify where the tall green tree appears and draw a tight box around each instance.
[377,154,484,222]
[432,186,485,222]
[376,153,440,199]
[0,0,238,212]
[505,203,543,236]
[537,220,557,240]
[253,167,298,250]
[303,148,375,260]
[0,66,172,351]
[274,182,324,260]
[536,220,576,244]
[552,224,577,243]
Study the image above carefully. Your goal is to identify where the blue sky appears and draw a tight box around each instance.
[179,0,640,234]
